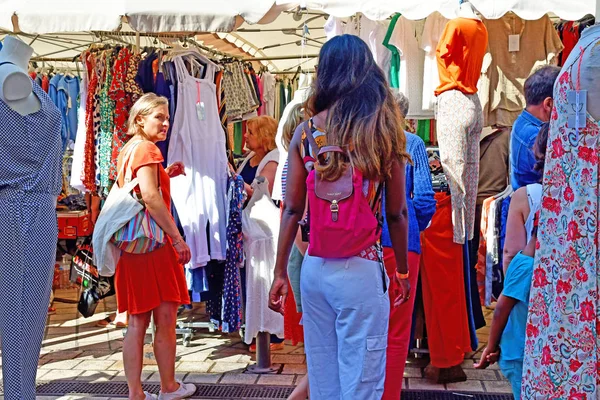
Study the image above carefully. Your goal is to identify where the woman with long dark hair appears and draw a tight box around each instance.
[269,35,410,398]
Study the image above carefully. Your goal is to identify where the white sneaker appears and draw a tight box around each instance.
[145,392,158,399]
[158,380,197,400]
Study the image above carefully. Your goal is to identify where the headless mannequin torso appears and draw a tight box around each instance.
[0,36,41,116]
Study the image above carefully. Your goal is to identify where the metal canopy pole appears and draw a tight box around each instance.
[247,332,280,374]
[243,54,319,61]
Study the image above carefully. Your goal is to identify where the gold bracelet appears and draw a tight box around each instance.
[396,270,409,280]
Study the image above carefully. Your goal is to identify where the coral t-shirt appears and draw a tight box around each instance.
[117,140,171,211]
[435,17,488,96]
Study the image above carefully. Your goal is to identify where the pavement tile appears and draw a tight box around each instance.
[36,369,50,380]
[45,327,78,335]
[185,373,223,384]
[209,362,248,373]
[407,378,445,391]
[111,371,155,382]
[483,380,513,393]
[206,354,244,363]
[72,360,117,371]
[464,368,502,381]
[272,354,306,364]
[73,351,115,361]
[38,369,83,381]
[75,370,118,382]
[178,350,211,362]
[41,350,84,361]
[257,374,295,386]
[177,361,214,373]
[281,364,307,375]
[220,373,259,385]
[446,380,485,392]
[40,359,83,370]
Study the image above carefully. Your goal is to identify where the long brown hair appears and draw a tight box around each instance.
[306,34,409,181]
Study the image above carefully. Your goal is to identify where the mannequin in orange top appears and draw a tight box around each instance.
[435,0,488,246]
[423,0,488,384]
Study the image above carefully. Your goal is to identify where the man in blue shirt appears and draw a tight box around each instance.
[510,66,560,190]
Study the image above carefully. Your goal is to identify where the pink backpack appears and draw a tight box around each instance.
[301,121,382,258]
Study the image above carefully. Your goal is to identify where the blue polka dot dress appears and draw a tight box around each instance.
[220,175,245,333]
[0,81,62,400]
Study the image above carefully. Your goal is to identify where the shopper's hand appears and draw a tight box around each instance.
[173,239,191,265]
[166,162,186,178]
[393,275,410,307]
[268,276,288,315]
[474,346,499,369]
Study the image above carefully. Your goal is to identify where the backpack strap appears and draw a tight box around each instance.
[303,120,321,159]
[372,181,385,235]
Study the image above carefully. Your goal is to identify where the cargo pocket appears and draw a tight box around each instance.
[361,334,388,382]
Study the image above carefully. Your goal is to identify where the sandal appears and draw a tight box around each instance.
[96,316,113,327]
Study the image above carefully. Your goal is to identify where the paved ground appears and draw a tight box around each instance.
[0,288,512,398]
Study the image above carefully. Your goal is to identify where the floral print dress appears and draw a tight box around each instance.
[521,30,600,399]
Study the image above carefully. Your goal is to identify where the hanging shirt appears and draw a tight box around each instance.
[50,74,69,150]
[478,15,564,127]
[57,75,80,147]
[48,73,62,105]
[421,12,450,112]
[389,17,432,119]
[261,71,276,118]
[324,15,344,40]
[382,14,401,88]
[435,17,488,96]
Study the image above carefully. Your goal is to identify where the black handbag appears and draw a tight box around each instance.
[70,236,99,288]
[71,237,116,318]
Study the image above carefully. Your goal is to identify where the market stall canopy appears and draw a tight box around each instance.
[1,0,597,35]
[279,0,596,21]
[0,0,282,34]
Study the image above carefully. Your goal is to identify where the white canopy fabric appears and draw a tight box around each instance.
[1,0,596,35]
[1,1,597,72]
[281,0,596,21]
[0,0,278,34]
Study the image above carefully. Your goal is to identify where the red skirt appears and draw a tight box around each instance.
[115,243,190,315]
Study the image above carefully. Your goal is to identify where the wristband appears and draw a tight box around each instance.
[172,239,183,247]
[396,270,409,280]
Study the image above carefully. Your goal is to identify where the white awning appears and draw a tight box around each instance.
[2,0,596,36]
[0,0,124,33]
[0,0,278,34]
[280,0,596,21]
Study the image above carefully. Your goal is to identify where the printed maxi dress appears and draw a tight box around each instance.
[521,29,600,398]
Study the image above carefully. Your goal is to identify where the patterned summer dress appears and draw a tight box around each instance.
[521,27,600,399]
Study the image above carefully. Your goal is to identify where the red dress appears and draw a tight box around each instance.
[115,141,190,315]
